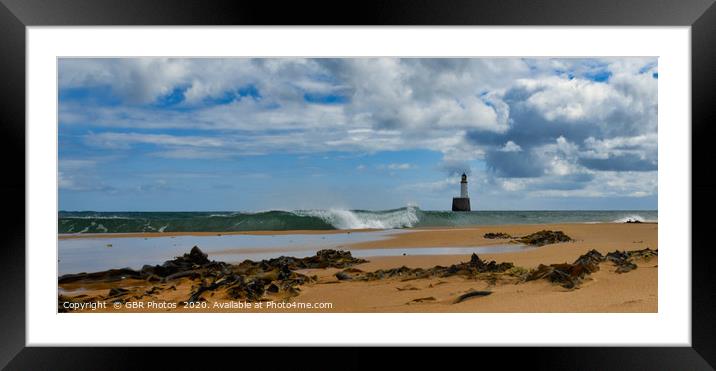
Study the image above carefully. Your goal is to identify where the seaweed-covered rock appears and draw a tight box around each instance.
[453,290,492,304]
[304,249,368,268]
[573,249,604,267]
[254,249,367,271]
[409,297,436,303]
[615,261,638,273]
[108,287,130,297]
[58,268,144,284]
[484,232,512,239]
[626,247,658,261]
[266,283,280,293]
[527,247,658,288]
[336,253,514,282]
[606,248,656,273]
[517,230,573,246]
[335,271,353,281]
[527,249,604,288]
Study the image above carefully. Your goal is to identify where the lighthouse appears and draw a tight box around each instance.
[452,173,471,211]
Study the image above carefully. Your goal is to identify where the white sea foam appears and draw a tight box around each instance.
[613,214,656,223]
[296,207,420,230]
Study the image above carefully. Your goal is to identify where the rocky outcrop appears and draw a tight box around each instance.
[336,253,515,282]
[58,247,367,303]
[517,230,573,246]
[483,232,512,239]
[527,247,658,289]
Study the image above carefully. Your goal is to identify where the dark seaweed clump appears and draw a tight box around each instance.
[517,230,573,246]
[334,253,514,282]
[59,246,367,303]
[483,232,512,239]
[526,247,657,289]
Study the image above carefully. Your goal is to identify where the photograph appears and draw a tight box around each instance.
[3,0,712,366]
[57,57,659,313]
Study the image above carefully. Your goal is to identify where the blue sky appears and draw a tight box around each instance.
[58,58,658,211]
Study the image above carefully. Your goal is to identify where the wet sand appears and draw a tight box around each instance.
[58,223,657,313]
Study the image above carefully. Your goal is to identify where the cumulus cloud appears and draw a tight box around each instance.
[59,57,658,200]
[500,141,522,152]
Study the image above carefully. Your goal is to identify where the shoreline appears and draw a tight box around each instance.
[58,222,657,313]
[57,221,655,240]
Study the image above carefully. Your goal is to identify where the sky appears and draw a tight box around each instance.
[58,58,658,211]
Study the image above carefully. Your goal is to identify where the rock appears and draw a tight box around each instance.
[335,271,353,281]
[527,247,657,288]
[58,268,144,284]
[483,232,512,239]
[453,290,492,304]
[615,262,638,273]
[350,254,513,282]
[606,248,655,273]
[145,274,162,282]
[526,249,603,289]
[628,247,658,261]
[244,279,265,301]
[606,250,630,263]
[409,297,436,303]
[278,264,292,280]
[517,230,573,246]
[573,249,604,267]
[187,246,210,264]
[108,287,129,297]
[469,253,480,265]
[164,270,201,281]
[266,283,279,293]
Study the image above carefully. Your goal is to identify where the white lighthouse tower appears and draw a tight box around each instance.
[452,173,471,211]
[460,173,468,198]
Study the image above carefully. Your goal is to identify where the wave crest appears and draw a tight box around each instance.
[295,207,419,229]
[613,214,650,223]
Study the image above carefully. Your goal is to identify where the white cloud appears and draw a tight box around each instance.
[500,141,522,152]
[518,76,625,122]
[59,58,532,158]
[59,58,658,200]
[85,132,225,149]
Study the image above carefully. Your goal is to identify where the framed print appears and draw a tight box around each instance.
[2,0,716,369]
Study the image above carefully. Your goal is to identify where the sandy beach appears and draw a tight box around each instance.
[58,222,657,313]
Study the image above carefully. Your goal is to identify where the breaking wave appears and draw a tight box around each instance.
[295,207,420,230]
[612,214,656,223]
[58,208,657,234]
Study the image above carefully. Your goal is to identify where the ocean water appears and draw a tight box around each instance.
[58,208,658,234]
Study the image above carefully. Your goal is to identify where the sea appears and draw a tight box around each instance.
[59,207,658,234]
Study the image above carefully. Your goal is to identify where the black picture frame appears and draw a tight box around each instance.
[1,0,715,369]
